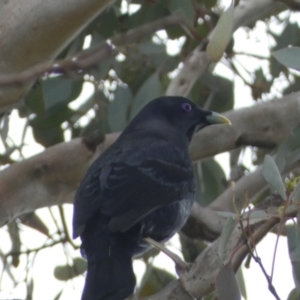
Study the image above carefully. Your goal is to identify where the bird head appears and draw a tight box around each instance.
[127,96,231,142]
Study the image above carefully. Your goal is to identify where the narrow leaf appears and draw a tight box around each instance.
[262,154,286,200]
[108,86,132,132]
[242,210,268,220]
[287,288,298,300]
[0,112,9,142]
[218,217,236,263]
[207,0,234,61]
[272,47,300,71]
[287,226,300,296]
[130,73,161,120]
[291,181,300,203]
[236,267,247,300]
[216,264,241,300]
[275,123,300,172]
[54,257,87,281]
[168,0,195,27]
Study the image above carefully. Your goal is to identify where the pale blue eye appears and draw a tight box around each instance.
[181,103,192,112]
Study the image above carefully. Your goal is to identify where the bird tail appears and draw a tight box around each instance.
[81,216,136,300]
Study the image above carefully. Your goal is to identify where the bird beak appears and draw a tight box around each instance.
[206,112,231,125]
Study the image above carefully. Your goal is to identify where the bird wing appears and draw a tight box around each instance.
[101,158,194,232]
[73,152,194,237]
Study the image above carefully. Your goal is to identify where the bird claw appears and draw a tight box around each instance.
[144,237,189,272]
[143,238,196,299]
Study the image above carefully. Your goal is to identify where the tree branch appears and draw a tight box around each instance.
[0,0,116,112]
[166,0,283,97]
[145,204,297,300]
[0,14,184,87]
[1,92,300,226]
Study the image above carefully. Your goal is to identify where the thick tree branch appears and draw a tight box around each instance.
[0,0,116,112]
[0,14,184,87]
[0,93,300,226]
[190,92,300,160]
[0,133,118,227]
[144,204,297,300]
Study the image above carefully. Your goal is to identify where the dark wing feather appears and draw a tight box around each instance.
[101,158,194,232]
[73,139,194,237]
[73,160,104,238]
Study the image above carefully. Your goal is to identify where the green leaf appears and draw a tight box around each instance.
[272,47,300,71]
[30,107,75,146]
[195,158,227,206]
[262,154,286,200]
[287,288,298,300]
[32,125,64,147]
[54,257,87,281]
[53,289,63,300]
[130,73,161,120]
[271,23,300,51]
[290,181,300,203]
[167,0,195,27]
[198,73,234,112]
[241,210,268,220]
[275,123,300,172]
[43,77,83,117]
[25,84,45,116]
[216,211,237,218]
[216,264,241,300]
[91,55,114,80]
[287,226,300,297]
[108,86,133,132]
[128,1,169,30]
[0,112,9,142]
[206,0,234,61]
[218,217,236,263]
[236,267,247,300]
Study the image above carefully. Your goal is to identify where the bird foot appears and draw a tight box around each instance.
[144,237,196,300]
[143,237,190,275]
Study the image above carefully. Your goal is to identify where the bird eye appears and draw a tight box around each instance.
[181,103,192,112]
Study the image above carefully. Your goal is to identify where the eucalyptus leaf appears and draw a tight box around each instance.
[43,77,83,117]
[195,158,227,206]
[206,0,234,61]
[290,181,300,203]
[287,288,298,300]
[236,267,247,300]
[241,210,268,220]
[262,154,286,200]
[216,211,237,218]
[216,264,241,300]
[108,86,133,132]
[25,84,45,116]
[272,47,300,71]
[287,226,300,296]
[0,112,9,142]
[218,217,236,263]
[168,0,195,27]
[54,257,87,281]
[130,73,161,120]
[275,122,300,172]
[53,289,63,300]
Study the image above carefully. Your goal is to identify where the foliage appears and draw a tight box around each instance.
[1,0,300,299]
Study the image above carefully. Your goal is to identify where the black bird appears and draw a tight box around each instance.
[73,96,230,300]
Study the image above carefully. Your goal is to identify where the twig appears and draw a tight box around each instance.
[238,216,281,300]
[58,205,77,249]
[0,14,184,87]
